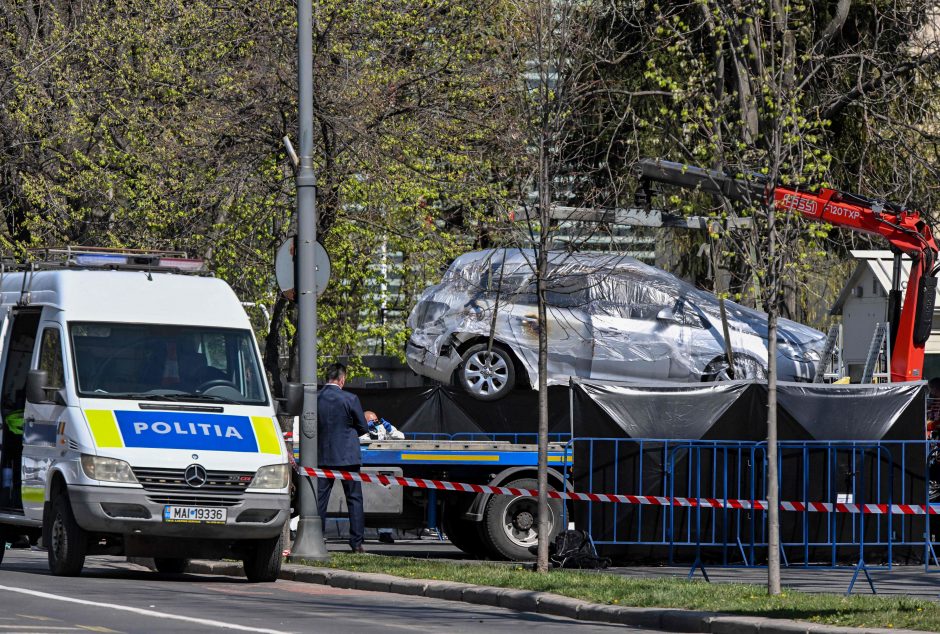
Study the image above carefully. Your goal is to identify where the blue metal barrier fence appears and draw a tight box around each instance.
[567,437,936,580]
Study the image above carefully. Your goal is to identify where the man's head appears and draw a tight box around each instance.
[326,362,347,388]
[364,410,379,424]
[929,377,940,398]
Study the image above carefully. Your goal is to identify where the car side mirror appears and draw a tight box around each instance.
[656,307,679,323]
[26,370,65,405]
[281,382,303,417]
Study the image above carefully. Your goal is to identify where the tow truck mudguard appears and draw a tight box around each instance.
[463,466,569,521]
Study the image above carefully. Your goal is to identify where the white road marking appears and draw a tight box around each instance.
[0,585,290,634]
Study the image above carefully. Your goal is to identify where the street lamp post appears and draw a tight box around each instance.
[288,0,329,562]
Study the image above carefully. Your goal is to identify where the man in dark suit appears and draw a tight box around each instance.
[317,362,370,552]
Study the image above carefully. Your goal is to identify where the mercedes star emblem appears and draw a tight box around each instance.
[184,464,208,488]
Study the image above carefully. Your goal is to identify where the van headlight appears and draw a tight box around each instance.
[251,464,290,489]
[80,455,138,483]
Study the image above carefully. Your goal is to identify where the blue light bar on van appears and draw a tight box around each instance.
[74,254,128,266]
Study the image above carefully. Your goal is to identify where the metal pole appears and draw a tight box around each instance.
[288,0,328,562]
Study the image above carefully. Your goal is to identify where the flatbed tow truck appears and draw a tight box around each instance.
[314,436,572,561]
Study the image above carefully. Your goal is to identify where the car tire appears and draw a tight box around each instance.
[457,343,516,401]
[702,355,767,381]
[481,478,563,561]
[154,558,189,574]
[46,493,87,577]
[242,533,283,583]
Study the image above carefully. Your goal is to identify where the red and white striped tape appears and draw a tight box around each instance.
[296,465,940,516]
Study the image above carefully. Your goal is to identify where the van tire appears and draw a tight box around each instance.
[154,558,189,574]
[243,534,283,582]
[46,493,87,576]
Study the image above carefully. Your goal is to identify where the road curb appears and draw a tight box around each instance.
[184,560,925,634]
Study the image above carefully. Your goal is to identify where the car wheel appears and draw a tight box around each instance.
[457,343,516,401]
[481,478,563,561]
[702,355,767,381]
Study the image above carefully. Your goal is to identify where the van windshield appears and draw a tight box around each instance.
[70,323,268,405]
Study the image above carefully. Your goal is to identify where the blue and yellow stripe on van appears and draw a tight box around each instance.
[85,410,281,454]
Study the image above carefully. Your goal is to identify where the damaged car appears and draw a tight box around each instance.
[405,249,828,401]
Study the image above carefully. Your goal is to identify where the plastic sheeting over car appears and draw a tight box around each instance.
[406,249,827,395]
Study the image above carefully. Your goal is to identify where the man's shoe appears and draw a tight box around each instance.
[378,532,395,544]
[351,545,366,553]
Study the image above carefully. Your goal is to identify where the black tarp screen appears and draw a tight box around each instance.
[349,380,928,564]
[569,379,928,563]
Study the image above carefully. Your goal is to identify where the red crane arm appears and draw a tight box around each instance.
[635,158,938,382]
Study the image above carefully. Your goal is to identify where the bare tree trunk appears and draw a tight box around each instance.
[535,121,551,575]
[767,309,781,594]
[766,220,782,596]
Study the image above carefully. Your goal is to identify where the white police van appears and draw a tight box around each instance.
[0,249,298,581]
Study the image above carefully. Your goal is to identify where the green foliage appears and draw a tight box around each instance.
[573,0,939,320]
[0,0,516,375]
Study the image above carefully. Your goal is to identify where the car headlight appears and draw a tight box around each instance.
[80,455,137,483]
[251,464,290,489]
[778,342,821,363]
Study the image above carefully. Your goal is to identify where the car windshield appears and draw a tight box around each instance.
[70,322,268,405]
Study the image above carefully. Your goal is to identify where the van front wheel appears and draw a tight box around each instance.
[46,494,87,576]
[242,534,283,582]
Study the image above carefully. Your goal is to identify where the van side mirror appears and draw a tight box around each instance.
[281,382,303,417]
[26,369,65,405]
[26,370,47,404]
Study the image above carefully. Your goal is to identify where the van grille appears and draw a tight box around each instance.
[147,494,244,507]
[132,467,254,494]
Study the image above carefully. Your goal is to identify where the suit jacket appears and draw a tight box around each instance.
[317,384,369,466]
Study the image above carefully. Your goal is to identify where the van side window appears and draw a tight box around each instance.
[38,328,65,389]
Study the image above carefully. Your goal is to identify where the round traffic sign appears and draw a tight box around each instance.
[275,237,330,299]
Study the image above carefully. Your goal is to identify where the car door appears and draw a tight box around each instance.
[500,274,594,382]
[589,275,691,381]
[22,322,69,518]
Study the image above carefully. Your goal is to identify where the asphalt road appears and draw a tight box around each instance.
[0,548,645,634]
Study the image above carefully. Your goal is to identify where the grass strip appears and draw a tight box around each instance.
[314,554,939,631]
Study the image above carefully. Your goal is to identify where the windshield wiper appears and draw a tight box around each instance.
[174,393,245,405]
[105,392,187,401]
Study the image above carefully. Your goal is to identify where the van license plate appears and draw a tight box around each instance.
[163,506,227,523]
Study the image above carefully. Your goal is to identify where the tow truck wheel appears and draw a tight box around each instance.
[442,503,489,558]
[242,533,283,582]
[154,558,189,574]
[482,478,562,561]
[46,493,87,576]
